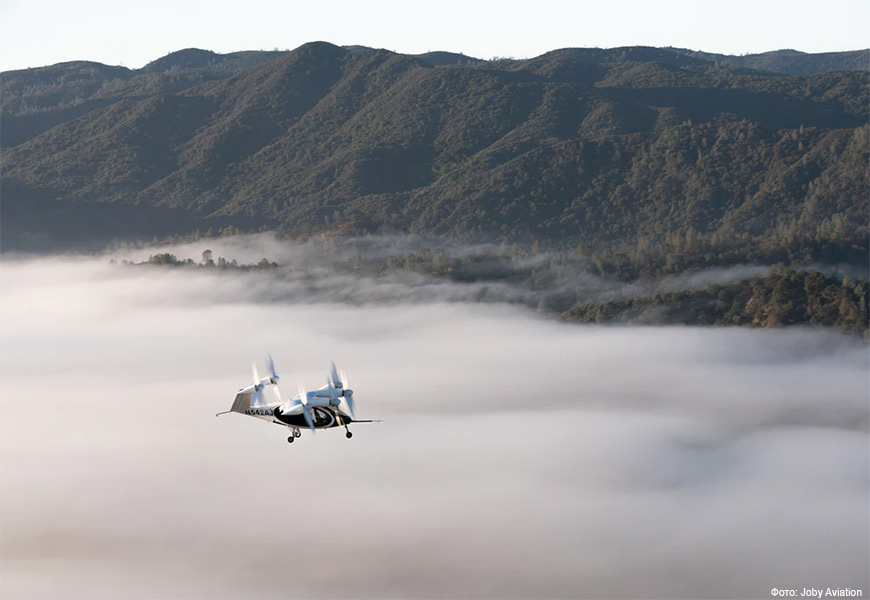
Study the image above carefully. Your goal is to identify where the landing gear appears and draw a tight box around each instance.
[287,428,301,444]
[346,431,353,439]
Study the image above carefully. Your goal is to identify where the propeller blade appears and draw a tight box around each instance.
[273,383,283,403]
[267,354,279,383]
[303,406,315,434]
[251,362,260,386]
[299,384,315,434]
[330,361,342,388]
[344,389,356,419]
[252,389,264,407]
[340,369,349,390]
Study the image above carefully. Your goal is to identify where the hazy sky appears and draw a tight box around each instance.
[1,0,867,71]
[1,238,868,599]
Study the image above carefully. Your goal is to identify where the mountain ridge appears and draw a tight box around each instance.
[2,42,867,265]
[665,47,870,76]
[3,44,866,149]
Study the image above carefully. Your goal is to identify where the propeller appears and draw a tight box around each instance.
[299,383,315,435]
[330,360,343,389]
[251,362,265,406]
[267,354,280,384]
[331,363,355,419]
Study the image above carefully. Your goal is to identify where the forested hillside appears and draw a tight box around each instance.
[2,42,868,268]
[0,49,285,148]
[563,266,868,333]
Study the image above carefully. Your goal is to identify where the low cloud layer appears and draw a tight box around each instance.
[1,245,868,599]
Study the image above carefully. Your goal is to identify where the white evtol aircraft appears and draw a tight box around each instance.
[217,356,376,444]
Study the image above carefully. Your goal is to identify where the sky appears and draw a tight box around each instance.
[1,0,868,71]
[1,236,868,599]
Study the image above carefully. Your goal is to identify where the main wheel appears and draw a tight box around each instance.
[346,431,353,439]
[287,436,294,444]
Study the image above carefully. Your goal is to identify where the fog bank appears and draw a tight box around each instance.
[1,250,867,599]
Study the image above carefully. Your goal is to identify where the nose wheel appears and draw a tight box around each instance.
[345,425,353,439]
[287,436,294,444]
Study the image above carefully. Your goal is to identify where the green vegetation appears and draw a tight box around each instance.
[562,266,869,336]
[119,248,278,270]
